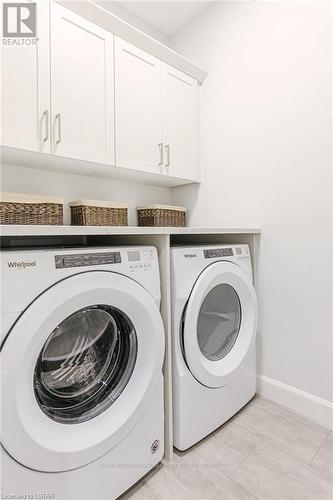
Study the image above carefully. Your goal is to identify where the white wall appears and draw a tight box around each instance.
[1,164,172,225]
[171,1,332,409]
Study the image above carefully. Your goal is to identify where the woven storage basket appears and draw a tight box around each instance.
[137,205,186,227]
[70,200,128,226]
[0,193,63,225]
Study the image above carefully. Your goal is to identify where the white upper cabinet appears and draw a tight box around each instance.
[1,2,202,185]
[50,3,114,164]
[115,39,200,180]
[1,0,50,153]
[162,64,200,181]
[115,38,162,174]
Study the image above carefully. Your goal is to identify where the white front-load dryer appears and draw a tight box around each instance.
[171,244,258,450]
[1,246,165,499]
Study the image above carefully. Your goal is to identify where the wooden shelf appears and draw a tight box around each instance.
[0,225,261,237]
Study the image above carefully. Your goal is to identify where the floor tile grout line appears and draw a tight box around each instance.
[309,463,333,483]
[229,432,333,484]
[287,408,333,433]
[228,440,269,480]
[227,442,333,500]
[147,457,247,500]
[168,445,262,500]
[226,440,264,478]
[255,395,332,433]
[233,412,331,465]
[197,449,262,500]
[224,469,261,500]
[231,424,328,479]
[172,430,264,499]
[309,431,331,466]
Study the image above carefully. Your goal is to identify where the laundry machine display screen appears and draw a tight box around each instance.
[128,251,141,262]
[204,248,233,258]
[55,252,121,268]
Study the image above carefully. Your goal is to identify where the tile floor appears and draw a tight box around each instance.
[121,396,333,500]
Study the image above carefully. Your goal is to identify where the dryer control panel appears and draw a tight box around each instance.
[171,244,253,287]
[204,247,233,258]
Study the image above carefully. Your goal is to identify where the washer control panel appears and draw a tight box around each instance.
[128,249,154,273]
[55,252,121,269]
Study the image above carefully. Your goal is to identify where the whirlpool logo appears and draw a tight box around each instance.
[184,253,197,259]
[7,260,37,269]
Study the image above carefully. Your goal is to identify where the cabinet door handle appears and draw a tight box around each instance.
[42,110,49,142]
[55,113,62,144]
[165,144,170,167]
[158,143,164,166]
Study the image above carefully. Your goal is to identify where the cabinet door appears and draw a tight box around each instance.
[50,3,114,164]
[115,37,162,173]
[1,0,50,153]
[162,64,200,180]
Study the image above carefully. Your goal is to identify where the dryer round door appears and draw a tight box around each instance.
[182,261,258,388]
[1,271,164,472]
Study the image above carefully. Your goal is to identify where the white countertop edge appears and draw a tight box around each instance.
[0,225,261,237]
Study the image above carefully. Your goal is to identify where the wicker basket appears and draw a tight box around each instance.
[70,200,128,226]
[0,193,63,225]
[137,205,186,227]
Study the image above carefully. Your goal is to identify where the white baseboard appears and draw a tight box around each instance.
[256,374,333,430]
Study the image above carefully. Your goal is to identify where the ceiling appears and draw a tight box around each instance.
[119,1,213,36]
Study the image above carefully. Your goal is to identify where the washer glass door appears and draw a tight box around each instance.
[182,261,258,388]
[35,305,137,424]
[197,284,241,362]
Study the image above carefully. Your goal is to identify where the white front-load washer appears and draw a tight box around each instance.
[1,246,165,499]
[171,244,258,450]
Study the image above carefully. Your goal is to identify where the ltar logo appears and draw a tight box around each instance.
[3,2,36,37]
